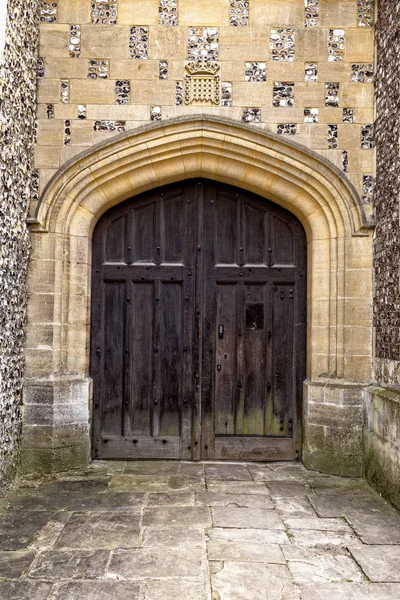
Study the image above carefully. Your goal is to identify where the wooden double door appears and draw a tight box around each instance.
[91,179,306,461]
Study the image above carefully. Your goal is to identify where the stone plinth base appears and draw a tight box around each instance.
[302,380,365,477]
[363,386,400,511]
[21,378,91,474]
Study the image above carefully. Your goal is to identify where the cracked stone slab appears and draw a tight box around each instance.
[349,545,400,582]
[108,546,205,579]
[54,581,141,600]
[345,513,400,545]
[288,528,361,548]
[208,527,290,545]
[147,492,194,507]
[299,583,400,599]
[206,481,270,495]
[204,464,252,481]
[249,464,311,482]
[273,497,317,518]
[142,525,206,548]
[90,491,146,511]
[0,511,55,551]
[309,477,370,493]
[211,561,299,600]
[266,482,314,498]
[211,507,285,529]
[0,550,36,578]
[28,549,110,579]
[0,582,52,600]
[109,475,204,493]
[308,491,387,518]
[195,492,274,508]
[142,506,212,527]
[55,512,141,549]
[28,512,71,550]
[141,580,209,599]
[284,517,353,532]
[207,539,285,563]
[123,460,181,471]
[282,545,364,584]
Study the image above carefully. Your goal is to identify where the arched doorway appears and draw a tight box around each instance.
[90,179,307,461]
[23,116,373,476]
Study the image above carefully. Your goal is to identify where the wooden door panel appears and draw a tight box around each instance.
[105,216,126,263]
[161,192,185,264]
[129,281,154,436]
[159,282,183,437]
[242,284,267,436]
[215,193,239,265]
[214,283,237,436]
[202,182,306,461]
[132,202,156,264]
[101,281,126,436]
[244,204,267,265]
[91,179,306,461]
[271,284,295,436]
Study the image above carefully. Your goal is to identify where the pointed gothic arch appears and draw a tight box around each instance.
[23,116,373,474]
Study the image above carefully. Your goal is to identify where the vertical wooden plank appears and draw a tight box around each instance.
[152,278,162,438]
[159,282,182,437]
[234,282,246,435]
[105,215,126,263]
[102,281,125,436]
[201,180,217,459]
[161,192,185,264]
[271,284,294,435]
[132,202,156,264]
[242,284,266,435]
[214,284,237,435]
[215,193,239,264]
[271,215,294,266]
[244,203,267,265]
[129,281,154,436]
[181,180,198,460]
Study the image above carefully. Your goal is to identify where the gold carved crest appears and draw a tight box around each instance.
[184,61,220,105]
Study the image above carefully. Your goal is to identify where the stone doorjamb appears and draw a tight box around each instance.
[23,116,374,476]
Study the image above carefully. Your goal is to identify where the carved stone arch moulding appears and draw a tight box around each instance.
[24,116,374,477]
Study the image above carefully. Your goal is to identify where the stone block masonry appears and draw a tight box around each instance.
[33,0,375,219]
[0,1,39,485]
[373,0,400,386]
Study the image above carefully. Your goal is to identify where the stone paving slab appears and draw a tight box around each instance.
[299,583,400,599]
[0,581,52,600]
[28,549,110,579]
[195,491,274,508]
[207,539,286,563]
[211,561,298,600]
[349,545,400,582]
[208,527,290,545]
[108,547,205,579]
[53,581,141,600]
[211,506,285,529]
[282,545,365,584]
[0,550,36,578]
[141,580,209,600]
[55,512,141,549]
[142,506,212,527]
[0,460,399,600]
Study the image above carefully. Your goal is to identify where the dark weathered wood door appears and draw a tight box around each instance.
[91,179,306,461]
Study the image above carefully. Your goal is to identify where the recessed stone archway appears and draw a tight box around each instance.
[23,116,373,476]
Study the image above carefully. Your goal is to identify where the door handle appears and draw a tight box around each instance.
[218,324,224,339]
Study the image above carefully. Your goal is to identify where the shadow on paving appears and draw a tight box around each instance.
[0,461,399,599]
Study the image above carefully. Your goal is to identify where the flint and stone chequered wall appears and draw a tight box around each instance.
[0,0,39,484]
[373,0,400,387]
[34,0,375,222]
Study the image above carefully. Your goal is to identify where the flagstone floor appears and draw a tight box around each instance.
[0,460,400,599]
